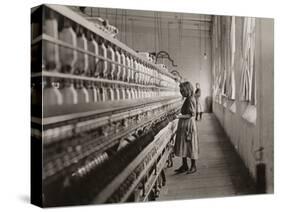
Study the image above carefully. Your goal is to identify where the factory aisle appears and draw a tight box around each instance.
[158,113,256,201]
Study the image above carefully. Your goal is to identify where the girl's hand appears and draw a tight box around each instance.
[175,114,182,119]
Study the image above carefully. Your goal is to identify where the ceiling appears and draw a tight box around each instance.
[70,6,212,32]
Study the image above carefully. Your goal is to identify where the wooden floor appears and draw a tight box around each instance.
[158,113,256,201]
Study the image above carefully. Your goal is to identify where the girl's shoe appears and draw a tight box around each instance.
[174,165,189,173]
[186,166,197,174]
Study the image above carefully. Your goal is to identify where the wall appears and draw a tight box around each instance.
[211,17,274,193]
[121,25,212,112]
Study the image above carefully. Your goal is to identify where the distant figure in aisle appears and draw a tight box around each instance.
[195,83,203,121]
[174,81,199,174]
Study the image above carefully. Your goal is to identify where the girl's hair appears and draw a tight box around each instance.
[179,81,194,97]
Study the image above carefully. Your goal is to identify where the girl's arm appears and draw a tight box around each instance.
[176,98,196,119]
[176,114,192,119]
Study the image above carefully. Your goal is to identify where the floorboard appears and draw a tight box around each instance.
[157,113,256,201]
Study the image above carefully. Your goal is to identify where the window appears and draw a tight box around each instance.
[211,16,257,122]
[239,17,256,104]
[228,16,236,100]
[240,17,257,124]
[212,16,236,104]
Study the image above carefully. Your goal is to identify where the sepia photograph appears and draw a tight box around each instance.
[30,3,274,208]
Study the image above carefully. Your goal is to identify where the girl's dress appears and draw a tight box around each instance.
[195,88,203,113]
[174,97,199,159]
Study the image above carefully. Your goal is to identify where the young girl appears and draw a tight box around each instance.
[174,81,199,174]
[195,83,203,121]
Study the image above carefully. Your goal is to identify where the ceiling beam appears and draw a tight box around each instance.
[72,6,212,22]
